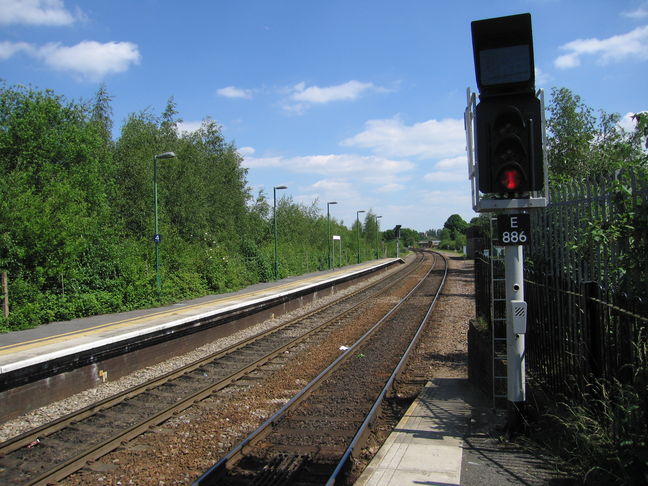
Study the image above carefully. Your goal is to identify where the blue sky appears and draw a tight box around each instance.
[1,0,647,232]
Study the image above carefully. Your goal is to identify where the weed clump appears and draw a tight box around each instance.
[536,337,647,485]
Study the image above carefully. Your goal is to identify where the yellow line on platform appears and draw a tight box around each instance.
[0,262,381,357]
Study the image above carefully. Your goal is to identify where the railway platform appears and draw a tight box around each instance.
[0,258,402,420]
[357,377,569,486]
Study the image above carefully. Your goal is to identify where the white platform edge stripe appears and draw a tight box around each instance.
[0,260,397,374]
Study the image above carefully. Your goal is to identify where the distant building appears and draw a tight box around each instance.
[418,240,441,248]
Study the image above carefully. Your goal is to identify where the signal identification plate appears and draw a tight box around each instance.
[497,213,531,246]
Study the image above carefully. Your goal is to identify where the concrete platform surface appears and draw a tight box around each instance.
[357,378,573,486]
[0,259,398,375]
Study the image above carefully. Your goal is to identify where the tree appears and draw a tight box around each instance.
[546,88,596,180]
[381,227,420,249]
[0,84,120,325]
[547,88,646,182]
[443,214,468,238]
[399,228,421,248]
[361,211,383,257]
[468,215,491,239]
[90,83,113,144]
[632,112,648,149]
[160,96,180,138]
[113,111,161,236]
[424,228,442,239]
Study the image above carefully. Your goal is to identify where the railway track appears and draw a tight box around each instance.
[0,252,428,485]
[195,251,447,485]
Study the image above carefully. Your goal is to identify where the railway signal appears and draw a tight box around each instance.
[466,13,549,433]
[475,96,543,194]
[471,13,544,196]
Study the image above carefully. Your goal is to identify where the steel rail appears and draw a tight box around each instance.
[1,253,425,485]
[193,250,441,485]
[0,254,421,458]
[326,250,448,485]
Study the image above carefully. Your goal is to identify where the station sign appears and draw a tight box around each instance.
[497,214,530,246]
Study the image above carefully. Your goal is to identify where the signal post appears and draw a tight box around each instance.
[466,13,549,432]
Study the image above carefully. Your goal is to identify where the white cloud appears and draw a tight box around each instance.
[0,0,79,26]
[379,193,473,231]
[341,116,465,160]
[622,3,648,19]
[0,40,33,60]
[290,179,363,214]
[291,80,375,104]
[555,25,648,69]
[217,86,252,99]
[376,183,405,193]
[423,170,466,183]
[434,155,467,170]
[421,155,469,183]
[238,146,256,157]
[311,178,357,194]
[554,53,580,69]
[283,80,383,113]
[534,66,551,87]
[362,170,411,187]
[618,111,648,132]
[419,188,472,209]
[37,41,141,80]
[619,112,636,132]
[243,153,414,179]
[243,155,282,169]
[0,39,140,80]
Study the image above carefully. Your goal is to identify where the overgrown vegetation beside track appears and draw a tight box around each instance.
[524,168,648,485]
[0,83,417,332]
[531,92,647,486]
[474,88,648,484]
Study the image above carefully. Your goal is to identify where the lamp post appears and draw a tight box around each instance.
[273,185,287,280]
[153,151,177,298]
[356,210,365,264]
[327,201,338,269]
[375,215,382,259]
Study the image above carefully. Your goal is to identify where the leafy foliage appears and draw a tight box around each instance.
[531,88,648,484]
[546,88,647,182]
[563,171,648,298]
[544,88,648,299]
[0,83,406,331]
[438,214,468,251]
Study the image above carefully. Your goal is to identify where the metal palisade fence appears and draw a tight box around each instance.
[525,168,648,393]
[476,168,648,396]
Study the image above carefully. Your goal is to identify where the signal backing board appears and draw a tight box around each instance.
[497,213,530,246]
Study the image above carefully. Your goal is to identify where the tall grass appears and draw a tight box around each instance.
[545,334,647,485]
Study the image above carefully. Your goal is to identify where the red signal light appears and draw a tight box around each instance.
[499,167,523,191]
